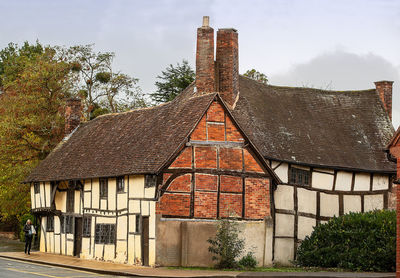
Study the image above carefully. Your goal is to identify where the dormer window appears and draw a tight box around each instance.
[145,175,157,188]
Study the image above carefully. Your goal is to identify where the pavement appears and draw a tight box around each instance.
[0,251,395,278]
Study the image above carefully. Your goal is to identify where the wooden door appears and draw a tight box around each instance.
[74,217,82,257]
[141,216,149,266]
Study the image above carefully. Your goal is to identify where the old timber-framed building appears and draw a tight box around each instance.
[25,17,397,266]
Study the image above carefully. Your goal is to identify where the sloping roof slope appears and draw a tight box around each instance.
[25,92,215,182]
[233,76,395,172]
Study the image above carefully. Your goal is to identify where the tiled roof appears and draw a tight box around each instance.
[25,91,215,182]
[232,76,395,172]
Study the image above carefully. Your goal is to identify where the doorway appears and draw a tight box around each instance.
[73,217,82,257]
[141,216,149,266]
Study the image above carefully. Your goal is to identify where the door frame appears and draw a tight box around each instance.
[141,216,149,266]
[73,216,82,257]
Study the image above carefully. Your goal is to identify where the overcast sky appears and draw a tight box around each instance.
[1,0,399,127]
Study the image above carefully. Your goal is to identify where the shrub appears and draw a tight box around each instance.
[207,219,245,269]
[239,252,258,269]
[296,210,395,272]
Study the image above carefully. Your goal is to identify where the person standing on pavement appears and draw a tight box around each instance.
[23,219,34,255]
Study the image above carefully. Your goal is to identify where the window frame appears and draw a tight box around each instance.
[99,178,108,199]
[66,189,74,213]
[145,175,157,188]
[65,215,73,234]
[83,216,91,237]
[289,167,311,186]
[46,215,54,232]
[116,176,125,193]
[94,224,116,244]
[134,214,141,234]
[33,182,40,194]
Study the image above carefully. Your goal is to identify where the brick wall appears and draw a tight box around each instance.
[374,81,393,120]
[65,98,81,136]
[196,25,215,94]
[157,100,271,220]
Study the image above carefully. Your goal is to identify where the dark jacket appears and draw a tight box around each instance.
[24,223,32,237]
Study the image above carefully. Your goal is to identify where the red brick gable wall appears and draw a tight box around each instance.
[156,100,271,220]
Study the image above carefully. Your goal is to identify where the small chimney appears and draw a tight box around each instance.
[65,98,82,136]
[216,28,239,107]
[375,80,394,120]
[195,16,215,94]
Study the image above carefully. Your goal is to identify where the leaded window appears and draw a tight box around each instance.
[100,178,108,199]
[289,167,310,186]
[95,224,115,244]
[135,215,141,234]
[46,215,54,232]
[60,215,64,233]
[34,182,40,194]
[67,189,74,213]
[65,215,73,234]
[117,176,124,193]
[83,216,91,237]
[145,175,157,188]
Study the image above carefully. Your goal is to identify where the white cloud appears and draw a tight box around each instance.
[270,50,400,127]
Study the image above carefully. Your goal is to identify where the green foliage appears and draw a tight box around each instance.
[67,44,146,119]
[243,69,268,84]
[207,219,245,269]
[150,59,195,104]
[296,210,395,272]
[239,252,258,269]
[0,42,72,230]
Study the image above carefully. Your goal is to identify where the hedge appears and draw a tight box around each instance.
[296,210,395,272]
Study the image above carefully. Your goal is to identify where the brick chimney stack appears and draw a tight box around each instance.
[195,16,215,94]
[375,80,394,120]
[216,28,239,107]
[65,98,82,136]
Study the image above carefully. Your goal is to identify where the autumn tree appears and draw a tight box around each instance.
[0,42,72,229]
[67,45,146,119]
[243,69,268,84]
[150,59,195,104]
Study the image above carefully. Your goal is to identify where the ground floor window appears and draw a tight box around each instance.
[83,216,91,237]
[95,224,115,244]
[65,215,73,234]
[46,215,54,232]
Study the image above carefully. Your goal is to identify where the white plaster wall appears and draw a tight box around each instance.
[54,234,60,254]
[149,239,156,266]
[74,190,80,214]
[134,234,142,263]
[364,194,384,211]
[117,192,127,210]
[142,201,150,216]
[84,179,91,191]
[115,240,127,263]
[55,191,66,212]
[45,182,51,208]
[128,234,135,264]
[354,173,370,191]
[274,238,294,265]
[40,217,46,252]
[92,179,99,209]
[117,216,127,240]
[35,193,40,208]
[104,244,115,261]
[343,195,361,214]
[297,188,316,214]
[84,192,91,208]
[297,216,316,240]
[149,202,156,238]
[40,183,45,207]
[372,174,389,191]
[130,175,145,198]
[335,171,352,191]
[320,193,339,217]
[30,185,35,209]
[274,185,294,210]
[81,238,90,259]
[94,243,103,259]
[100,199,107,210]
[275,213,294,237]
[145,187,156,199]
[312,172,334,190]
[273,162,288,183]
[129,200,141,214]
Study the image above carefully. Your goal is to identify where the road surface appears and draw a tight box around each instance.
[0,257,128,277]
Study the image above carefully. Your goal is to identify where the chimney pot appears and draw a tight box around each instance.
[65,98,82,136]
[374,80,394,120]
[202,16,210,27]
